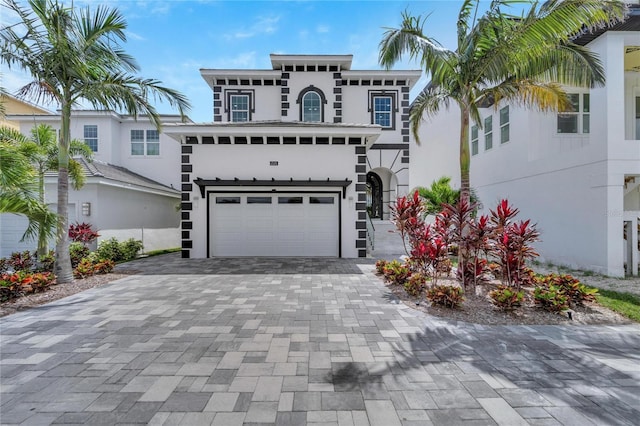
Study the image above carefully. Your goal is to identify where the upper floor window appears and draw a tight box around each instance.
[373,96,392,128]
[557,93,589,134]
[131,129,160,156]
[297,86,326,122]
[231,94,249,122]
[84,125,98,152]
[369,91,397,130]
[471,125,479,156]
[484,116,493,150]
[302,91,321,122]
[226,91,253,122]
[500,106,509,144]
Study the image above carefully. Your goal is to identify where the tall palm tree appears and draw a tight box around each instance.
[0,0,190,282]
[0,124,92,256]
[379,0,627,203]
[0,139,58,247]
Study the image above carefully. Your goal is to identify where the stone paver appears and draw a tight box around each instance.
[0,254,639,425]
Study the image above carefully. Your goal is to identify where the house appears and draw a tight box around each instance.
[163,54,422,258]
[411,6,640,277]
[1,109,187,257]
[0,94,51,130]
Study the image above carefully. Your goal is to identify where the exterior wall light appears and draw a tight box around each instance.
[82,202,91,216]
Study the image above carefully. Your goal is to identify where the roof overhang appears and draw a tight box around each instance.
[270,54,353,70]
[163,121,382,147]
[193,178,352,198]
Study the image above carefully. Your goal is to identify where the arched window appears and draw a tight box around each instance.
[302,91,321,122]
[297,86,326,122]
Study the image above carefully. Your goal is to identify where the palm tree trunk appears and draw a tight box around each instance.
[55,99,73,283]
[458,105,471,292]
[459,107,471,205]
[36,171,47,257]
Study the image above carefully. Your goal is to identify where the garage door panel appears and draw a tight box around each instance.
[210,193,338,257]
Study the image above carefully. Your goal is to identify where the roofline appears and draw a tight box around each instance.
[1,93,55,114]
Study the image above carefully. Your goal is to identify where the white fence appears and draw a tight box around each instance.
[98,228,180,253]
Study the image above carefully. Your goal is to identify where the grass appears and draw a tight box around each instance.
[595,289,640,322]
[142,248,180,257]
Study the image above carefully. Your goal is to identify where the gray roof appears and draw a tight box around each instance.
[46,158,179,195]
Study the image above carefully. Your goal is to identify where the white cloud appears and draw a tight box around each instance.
[316,24,329,34]
[224,14,280,40]
[124,30,145,41]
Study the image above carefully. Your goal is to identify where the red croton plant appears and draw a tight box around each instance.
[390,192,540,295]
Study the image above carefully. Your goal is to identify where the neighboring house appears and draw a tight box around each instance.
[163,54,421,258]
[1,109,187,257]
[0,93,51,130]
[411,7,640,277]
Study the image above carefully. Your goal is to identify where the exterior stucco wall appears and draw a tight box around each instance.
[411,30,640,276]
[182,143,361,259]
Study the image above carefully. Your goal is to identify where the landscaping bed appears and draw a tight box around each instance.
[382,274,630,326]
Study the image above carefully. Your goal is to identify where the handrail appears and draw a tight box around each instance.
[366,211,375,251]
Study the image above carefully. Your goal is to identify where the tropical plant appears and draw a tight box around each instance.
[489,285,524,311]
[0,125,92,256]
[533,285,569,312]
[426,285,464,309]
[389,191,425,257]
[1,0,190,283]
[0,139,58,246]
[414,177,460,216]
[379,0,626,203]
[68,222,100,246]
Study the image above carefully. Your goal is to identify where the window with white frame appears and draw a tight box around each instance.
[484,116,493,150]
[302,91,321,122]
[131,130,144,155]
[230,94,249,122]
[500,106,509,143]
[84,125,98,152]
[373,96,392,128]
[131,129,160,156]
[146,130,160,155]
[557,93,589,134]
[471,125,479,155]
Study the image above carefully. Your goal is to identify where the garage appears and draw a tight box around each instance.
[0,203,76,258]
[210,193,339,257]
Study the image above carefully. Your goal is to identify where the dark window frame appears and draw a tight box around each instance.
[368,91,398,130]
[296,86,327,122]
[225,89,255,122]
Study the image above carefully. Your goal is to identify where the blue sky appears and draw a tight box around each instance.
[3,0,473,122]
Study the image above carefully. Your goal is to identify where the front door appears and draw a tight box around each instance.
[366,172,383,219]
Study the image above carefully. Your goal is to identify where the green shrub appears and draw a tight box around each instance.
[404,273,428,297]
[95,237,142,262]
[381,260,411,286]
[37,250,55,273]
[120,238,143,261]
[375,259,388,275]
[533,285,569,312]
[69,243,90,268]
[0,271,56,301]
[73,258,115,279]
[489,285,524,311]
[95,238,123,262]
[537,273,597,306]
[426,285,464,309]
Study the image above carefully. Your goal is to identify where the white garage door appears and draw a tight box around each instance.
[0,204,76,258]
[210,193,339,257]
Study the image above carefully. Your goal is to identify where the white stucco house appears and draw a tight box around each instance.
[411,6,640,277]
[164,54,422,258]
[1,110,187,256]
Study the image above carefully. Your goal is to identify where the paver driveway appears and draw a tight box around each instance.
[1,254,639,425]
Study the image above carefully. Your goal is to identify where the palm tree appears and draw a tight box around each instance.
[379,0,627,204]
[0,138,58,248]
[0,124,92,256]
[0,0,190,282]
